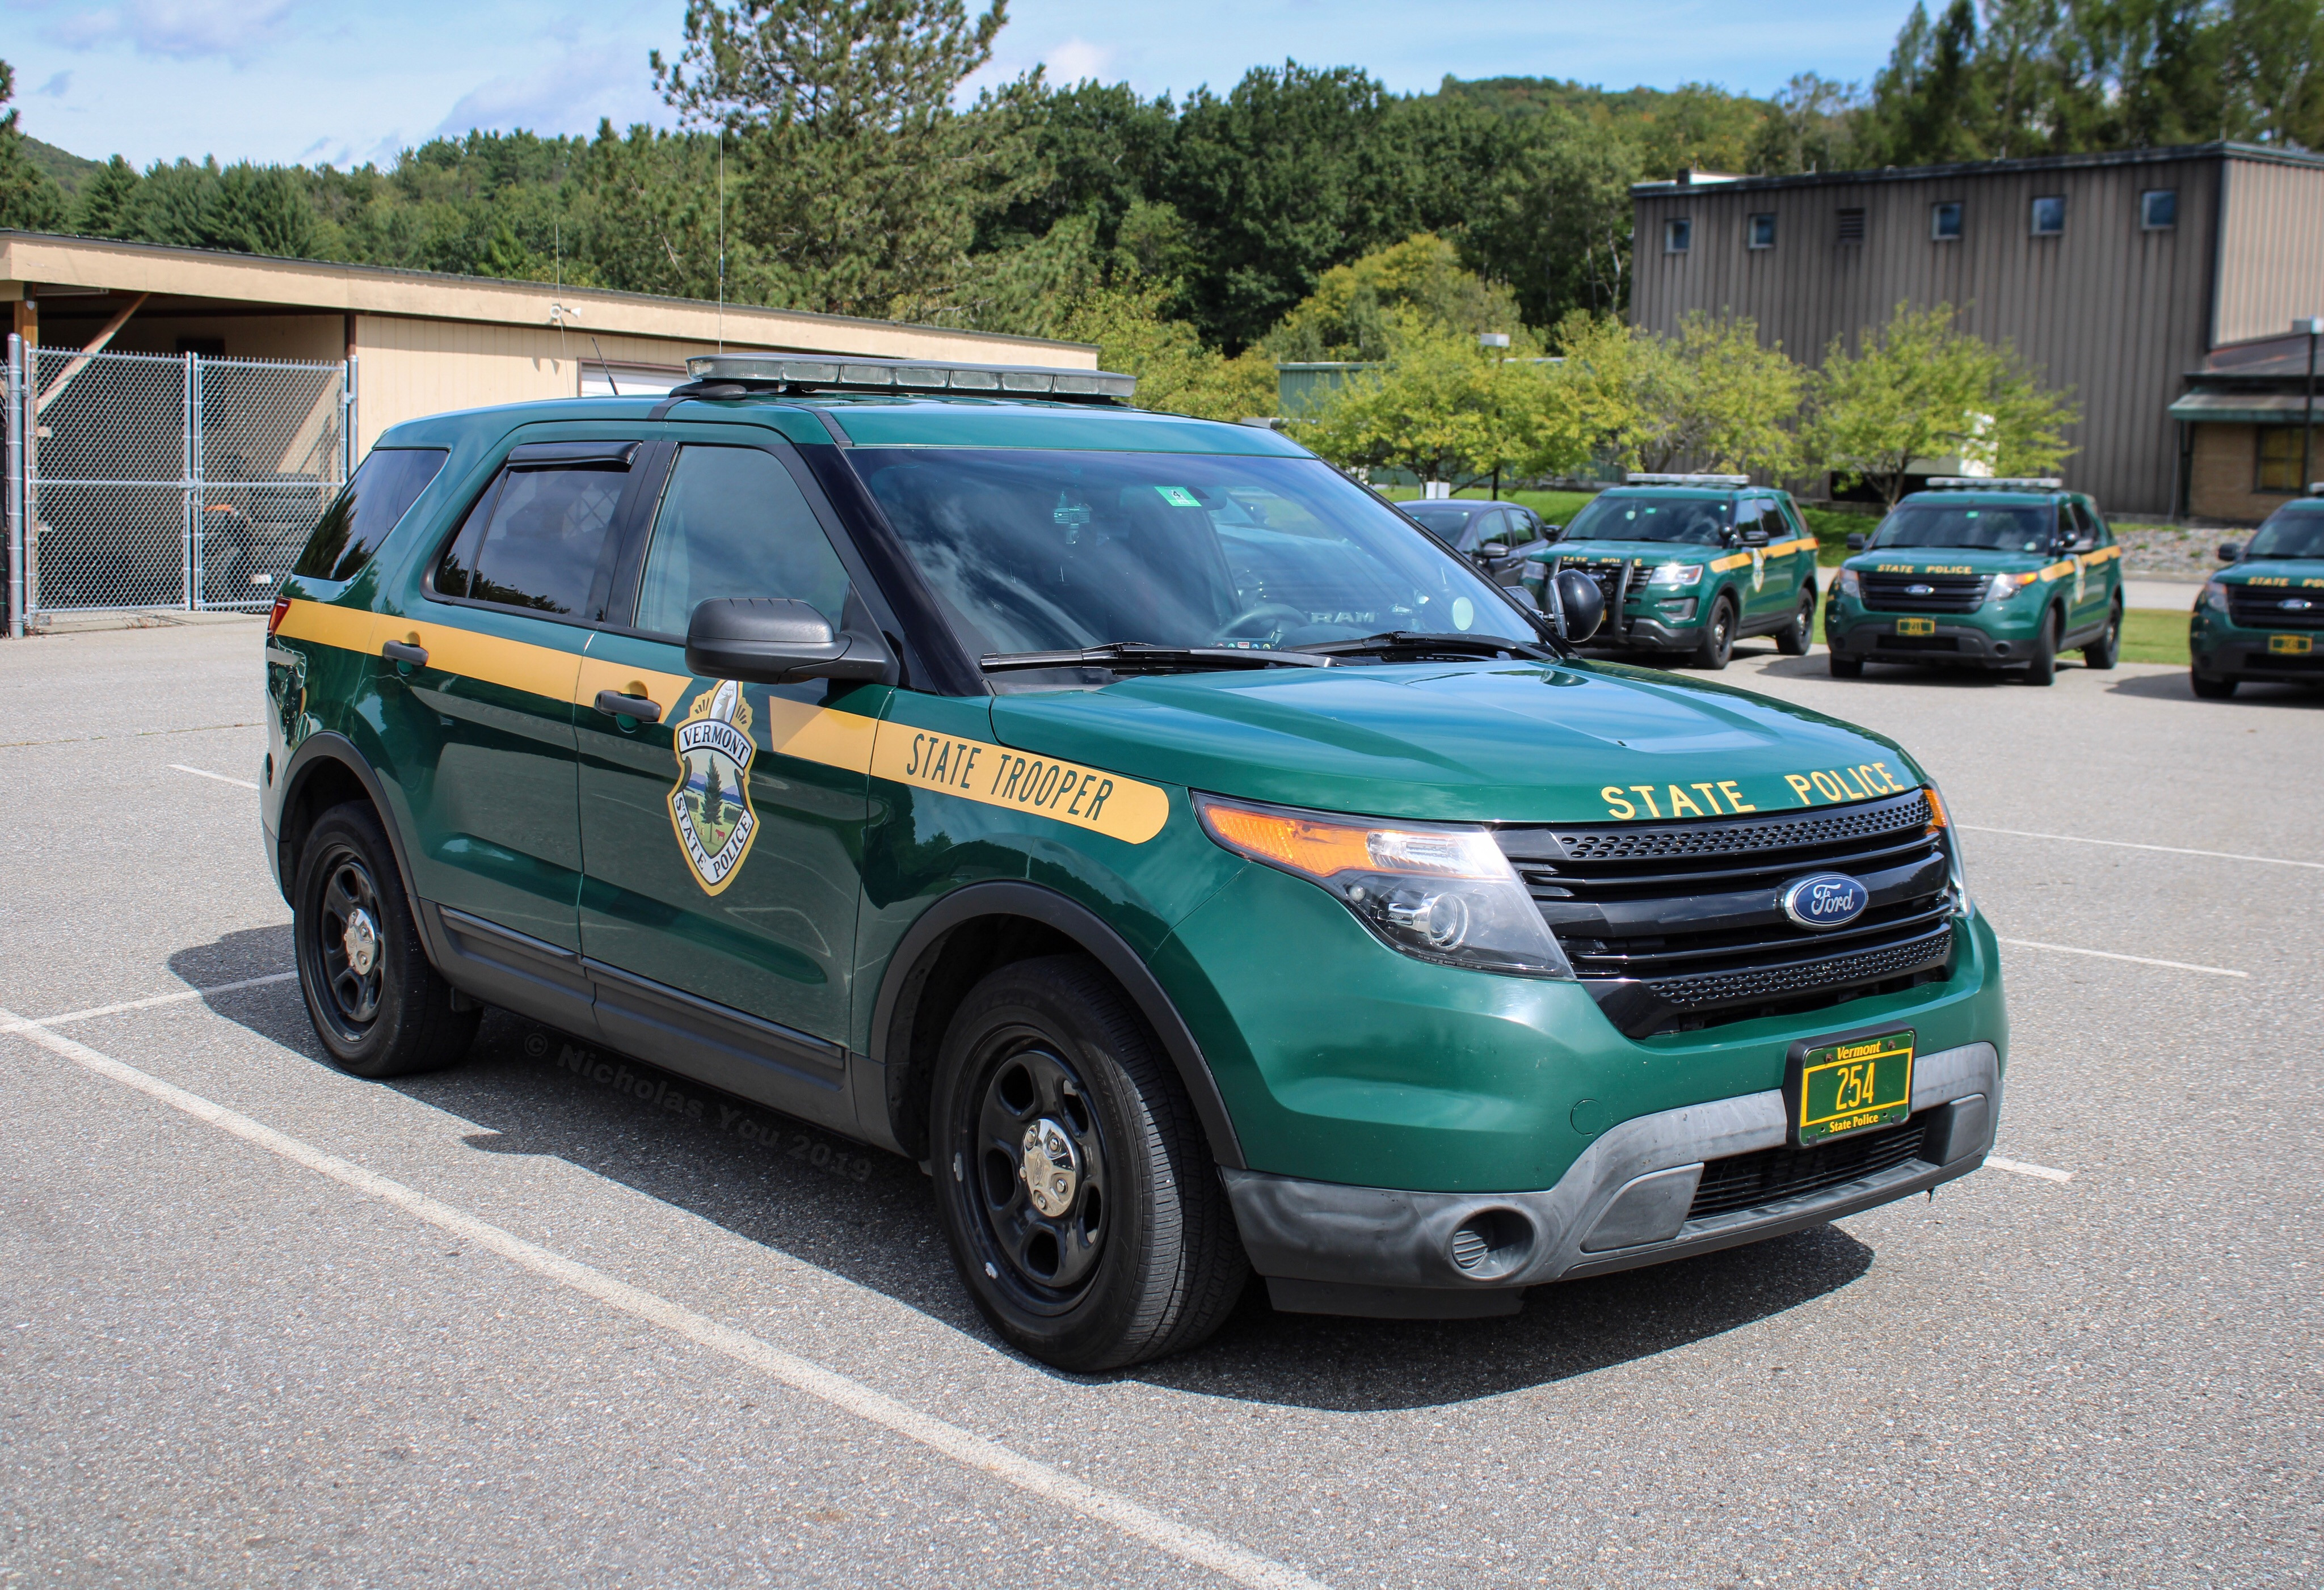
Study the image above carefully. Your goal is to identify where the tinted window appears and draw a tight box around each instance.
[635,446,853,636]
[292,448,448,583]
[1871,503,2053,552]
[435,465,626,616]
[2246,501,2324,559]
[1563,492,1731,545]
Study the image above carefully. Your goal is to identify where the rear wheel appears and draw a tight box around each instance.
[2190,670,2238,699]
[2023,607,2061,686]
[293,803,478,1078]
[930,955,1247,1372]
[1775,585,1817,656]
[1829,652,1865,678]
[1690,595,1737,670]
[2083,598,2123,669]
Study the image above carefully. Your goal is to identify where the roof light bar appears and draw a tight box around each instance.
[1926,476,2064,490]
[1624,473,1751,487]
[681,353,1135,401]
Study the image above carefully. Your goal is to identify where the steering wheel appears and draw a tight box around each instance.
[1212,603,1311,645]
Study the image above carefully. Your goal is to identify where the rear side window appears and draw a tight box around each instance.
[435,464,627,617]
[291,448,448,583]
[633,446,854,636]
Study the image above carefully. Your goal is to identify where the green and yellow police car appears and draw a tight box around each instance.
[1518,475,1822,669]
[1825,479,2124,684]
[261,355,2006,1370]
[2191,496,2324,697]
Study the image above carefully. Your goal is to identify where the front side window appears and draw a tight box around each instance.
[1931,201,1964,241]
[1665,217,1692,254]
[2142,188,2177,230]
[634,446,853,636]
[292,448,448,583]
[2247,500,2324,558]
[1561,491,1732,545]
[435,463,626,616]
[1871,503,2053,553]
[2031,196,2065,236]
[1748,213,1776,250]
[2256,427,2306,494]
[851,449,1531,660]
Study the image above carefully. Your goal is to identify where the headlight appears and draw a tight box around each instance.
[1833,567,1861,598]
[2201,578,2230,613]
[1985,571,2039,604]
[1923,782,1972,918]
[1194,794,1574,979]
[1647,563,1703,587]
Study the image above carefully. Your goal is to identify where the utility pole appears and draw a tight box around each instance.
[2298,318,2324,494]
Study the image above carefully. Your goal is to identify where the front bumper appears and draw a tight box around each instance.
[1829,613,2023,665]
[1224,1039,1999,1319]
[2191,626,2324,681]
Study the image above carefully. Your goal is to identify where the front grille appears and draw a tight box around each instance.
[1858,572,1986,614]
[1498,789,1956,1037]
[1687,1114,1931,1221]
[1552,556,1640,619]
[2226,590,2324,629]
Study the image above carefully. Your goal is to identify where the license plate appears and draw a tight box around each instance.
[2270,634,2313,655]
[1788,1028,1915,1145]
[1897,617,1936,637]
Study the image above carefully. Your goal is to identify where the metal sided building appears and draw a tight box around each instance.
[1631,144,2324,522]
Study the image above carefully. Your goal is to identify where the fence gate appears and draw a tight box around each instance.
[5,336,353,632]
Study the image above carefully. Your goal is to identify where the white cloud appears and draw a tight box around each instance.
[46,0,303,65]
[36,71,74,96]
[430,40,667,141]
[1045,36,1113,85]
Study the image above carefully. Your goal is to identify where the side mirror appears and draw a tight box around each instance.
[1477,541,1510,560]
[1845,532,1867,552]
[2217,541,2242,562]
[1741,526,1771,547]
[1550,569,1606,644]
[1542,524,1563,542]
[685,597,891,685]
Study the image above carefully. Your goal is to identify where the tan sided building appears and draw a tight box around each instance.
[1631,144,2324,522]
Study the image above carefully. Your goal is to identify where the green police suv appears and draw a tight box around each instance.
[262,356,2006,1371]
[1825,480,2124,684]
[1518,476,1822,669]
[2190,497,2324,697]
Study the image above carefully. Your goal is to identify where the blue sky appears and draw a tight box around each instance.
[9,0,1917,170]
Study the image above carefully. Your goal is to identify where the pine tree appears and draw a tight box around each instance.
[71,155,141,238]
[700,758,726,836]
[0,61,69,232]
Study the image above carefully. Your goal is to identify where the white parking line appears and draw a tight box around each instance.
[0,972,300,1034]
[168,762,259,791]
[0,1008,1331,1590]
[1960,824,2324,871]
[1985,1155,2074,1183]
[1996,937,2248,979]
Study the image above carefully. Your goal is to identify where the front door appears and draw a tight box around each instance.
[1733,496,1787,626]
[574,439,884,1130]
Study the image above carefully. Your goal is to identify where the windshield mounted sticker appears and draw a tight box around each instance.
[669,679,760,896]
[1155,486,1201,508]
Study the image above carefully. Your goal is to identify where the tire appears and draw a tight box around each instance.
[930,955,1248,1372]
[2083,598,2123,669]
[1690,595,1737,670]
[1775,585,1817,656]
[1829,652,1865,678]
[2190,670,2238,699]
[292,802,478,1079]
[2023,606,2061,686]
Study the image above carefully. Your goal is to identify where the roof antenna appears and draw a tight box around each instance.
[717,129,726,353]
[590,336,620,396]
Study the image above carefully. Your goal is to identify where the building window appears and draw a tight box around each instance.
[1931,201,1964,241]
[1665,217,1692,254]
[1837,207,1866,244]
[1747,213,1776,250]
[2030,196,2065,236]
[2257,427,2307,494]
[2142,189,2178,230]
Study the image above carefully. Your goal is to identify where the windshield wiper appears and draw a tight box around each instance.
[1290,630,1560,663]
[979,642,1335,674]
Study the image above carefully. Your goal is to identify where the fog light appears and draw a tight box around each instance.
[1447,1208,1534,1277]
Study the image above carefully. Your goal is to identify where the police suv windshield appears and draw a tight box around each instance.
[2246,501,2324,560]
[851,449,1533,666]
[1871,501,2054,552]
[1561,491,1730,545]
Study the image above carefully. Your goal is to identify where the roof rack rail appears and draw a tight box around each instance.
[1623,473,1752,487]
[671,353,1135,403]
[1924,476,2064,490]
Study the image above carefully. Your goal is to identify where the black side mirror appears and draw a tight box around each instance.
[1741,526,1770,547]
[1846,532,1867,552]
[1543,523,1563,542]
[1550,569,1606,644]
[2217,541,2242,562]
[685,597,891,685]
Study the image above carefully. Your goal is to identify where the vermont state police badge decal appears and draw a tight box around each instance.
[669,678,758,895]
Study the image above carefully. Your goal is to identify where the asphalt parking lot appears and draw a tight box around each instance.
[2,621,2317,1589]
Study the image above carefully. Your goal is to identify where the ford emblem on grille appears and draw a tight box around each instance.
[1780,872,1871,930]
[2284,598,2313,610]
[1906,583,1934,596]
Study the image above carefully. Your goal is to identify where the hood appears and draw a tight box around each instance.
[990,660,1923,825]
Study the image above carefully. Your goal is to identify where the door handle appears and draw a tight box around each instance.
[594,688,663,724]
[382,640,428,668]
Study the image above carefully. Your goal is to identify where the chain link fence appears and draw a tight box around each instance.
[5,336,354,632]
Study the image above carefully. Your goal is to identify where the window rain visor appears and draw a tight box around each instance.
[848,449,1533,664]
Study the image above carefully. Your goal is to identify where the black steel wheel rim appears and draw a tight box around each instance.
[963,1035,1109,1311]
[313,846,384,1034]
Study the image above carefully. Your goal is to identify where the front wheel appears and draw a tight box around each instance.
[2191,670,2238,699]
[2083,599,2123,669]
[1690,596,1737,670]
[1775,585,1817,656]
[2023,607,2061,686]
[1829,652,1865,678]
[930,956,1247,1372]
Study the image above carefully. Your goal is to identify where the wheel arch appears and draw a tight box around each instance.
[866,882,1245,1172]
[274,734,420,918]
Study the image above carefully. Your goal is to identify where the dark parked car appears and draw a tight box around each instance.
[1400,499,1552,587]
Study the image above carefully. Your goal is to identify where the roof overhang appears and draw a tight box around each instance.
[2169,389,2324,424]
